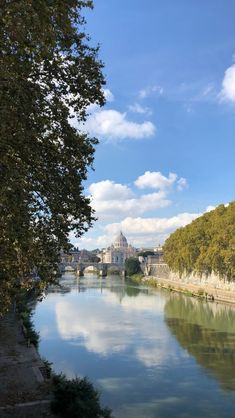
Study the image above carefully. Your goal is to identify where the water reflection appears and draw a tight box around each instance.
[54,274,174,365]
[165,295,235,391]
[33,274,235,418]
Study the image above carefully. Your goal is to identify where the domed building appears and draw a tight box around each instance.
[100,232,137,265]
[113,231,128,249]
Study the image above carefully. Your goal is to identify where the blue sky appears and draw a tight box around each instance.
[72,0,235,250]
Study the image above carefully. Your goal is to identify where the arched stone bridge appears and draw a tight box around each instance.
[59,261,125,277]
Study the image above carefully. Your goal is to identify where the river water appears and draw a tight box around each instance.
[33,273,235,418]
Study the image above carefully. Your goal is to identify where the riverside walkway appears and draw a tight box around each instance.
[0,309,55,417]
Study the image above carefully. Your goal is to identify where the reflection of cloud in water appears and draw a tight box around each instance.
[39,325,52,338]
[55,289,187,366]
[116,397,183,418]
[103,290,165,313]
[97,377,136,392]
[55,299,129,354]
[136,344,179,368]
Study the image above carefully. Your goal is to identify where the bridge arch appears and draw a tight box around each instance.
[64,265,75,272]
[59,261,125,277]
[83,265,100,273]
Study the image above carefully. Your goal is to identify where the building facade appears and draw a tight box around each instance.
[99,232,137,265]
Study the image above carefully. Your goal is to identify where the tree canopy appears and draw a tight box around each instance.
[0,0,105,313]
[137,251,155,257]
[163,202,235,280]
[125,257,141,277]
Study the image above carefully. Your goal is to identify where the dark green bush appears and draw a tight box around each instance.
[17,290,40,347]
[51,374,113,418]
[125,257,141,277]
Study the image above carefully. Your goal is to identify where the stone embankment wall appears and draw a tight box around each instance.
[145,263,235,304]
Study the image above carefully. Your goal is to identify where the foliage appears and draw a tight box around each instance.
[137,251,154,257]
[42,358,53,379]
[51,374,113,418]
[125,257,141,277]
[163,202,235,280]
[17,289,40,347]
[0,0,105,312]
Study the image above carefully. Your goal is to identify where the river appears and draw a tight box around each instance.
[33,273,235,418]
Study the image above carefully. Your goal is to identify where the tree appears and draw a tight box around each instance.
[163,202,235,280]
[125,257,141,277]
[0,0,105,313]
[137,251,154,257]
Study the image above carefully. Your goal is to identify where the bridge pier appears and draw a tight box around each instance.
[99,269,107,277]
[77,269,84,277]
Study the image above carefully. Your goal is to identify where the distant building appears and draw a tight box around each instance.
[153,244,164,262]
[60,248,80,263]
[99,232,137,265]
[146,245,164,264]
[60,248,100,264]
[154,244,163,254]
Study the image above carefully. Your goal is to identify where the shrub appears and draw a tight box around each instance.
[51,374,113,418]
[17,290,40,347]
[125,257,141,277]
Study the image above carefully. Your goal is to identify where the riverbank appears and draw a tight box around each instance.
[0,308,55,418]
[131,274,235,305]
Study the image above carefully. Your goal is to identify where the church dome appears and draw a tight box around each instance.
[113,231,128,249]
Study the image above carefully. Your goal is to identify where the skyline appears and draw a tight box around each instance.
[72,1,235,249]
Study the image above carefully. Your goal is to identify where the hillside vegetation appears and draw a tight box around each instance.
[163,202,235,280]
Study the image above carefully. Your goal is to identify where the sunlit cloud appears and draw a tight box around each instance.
[103,88,114,102]
[85,109,155,141]
[87,172,187,223]
[220,64,235,102]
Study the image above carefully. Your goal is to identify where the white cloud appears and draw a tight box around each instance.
[220,64,235,102]
[139,85,164,99]
[88,178,172,221]
[135,171,187,192]
[70,87,156,142]
[89,190,170,220]
[135,171,177,190]
[105,213,200,240]
[72,171,192,250]
[206,205,216,212]
[89,180,133,201]
[103,88,114,102]
[128,103,152,116]
[85,109,155,141]
[206,202,229,213]
[73,211,200,249]
[177,177,188,191]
